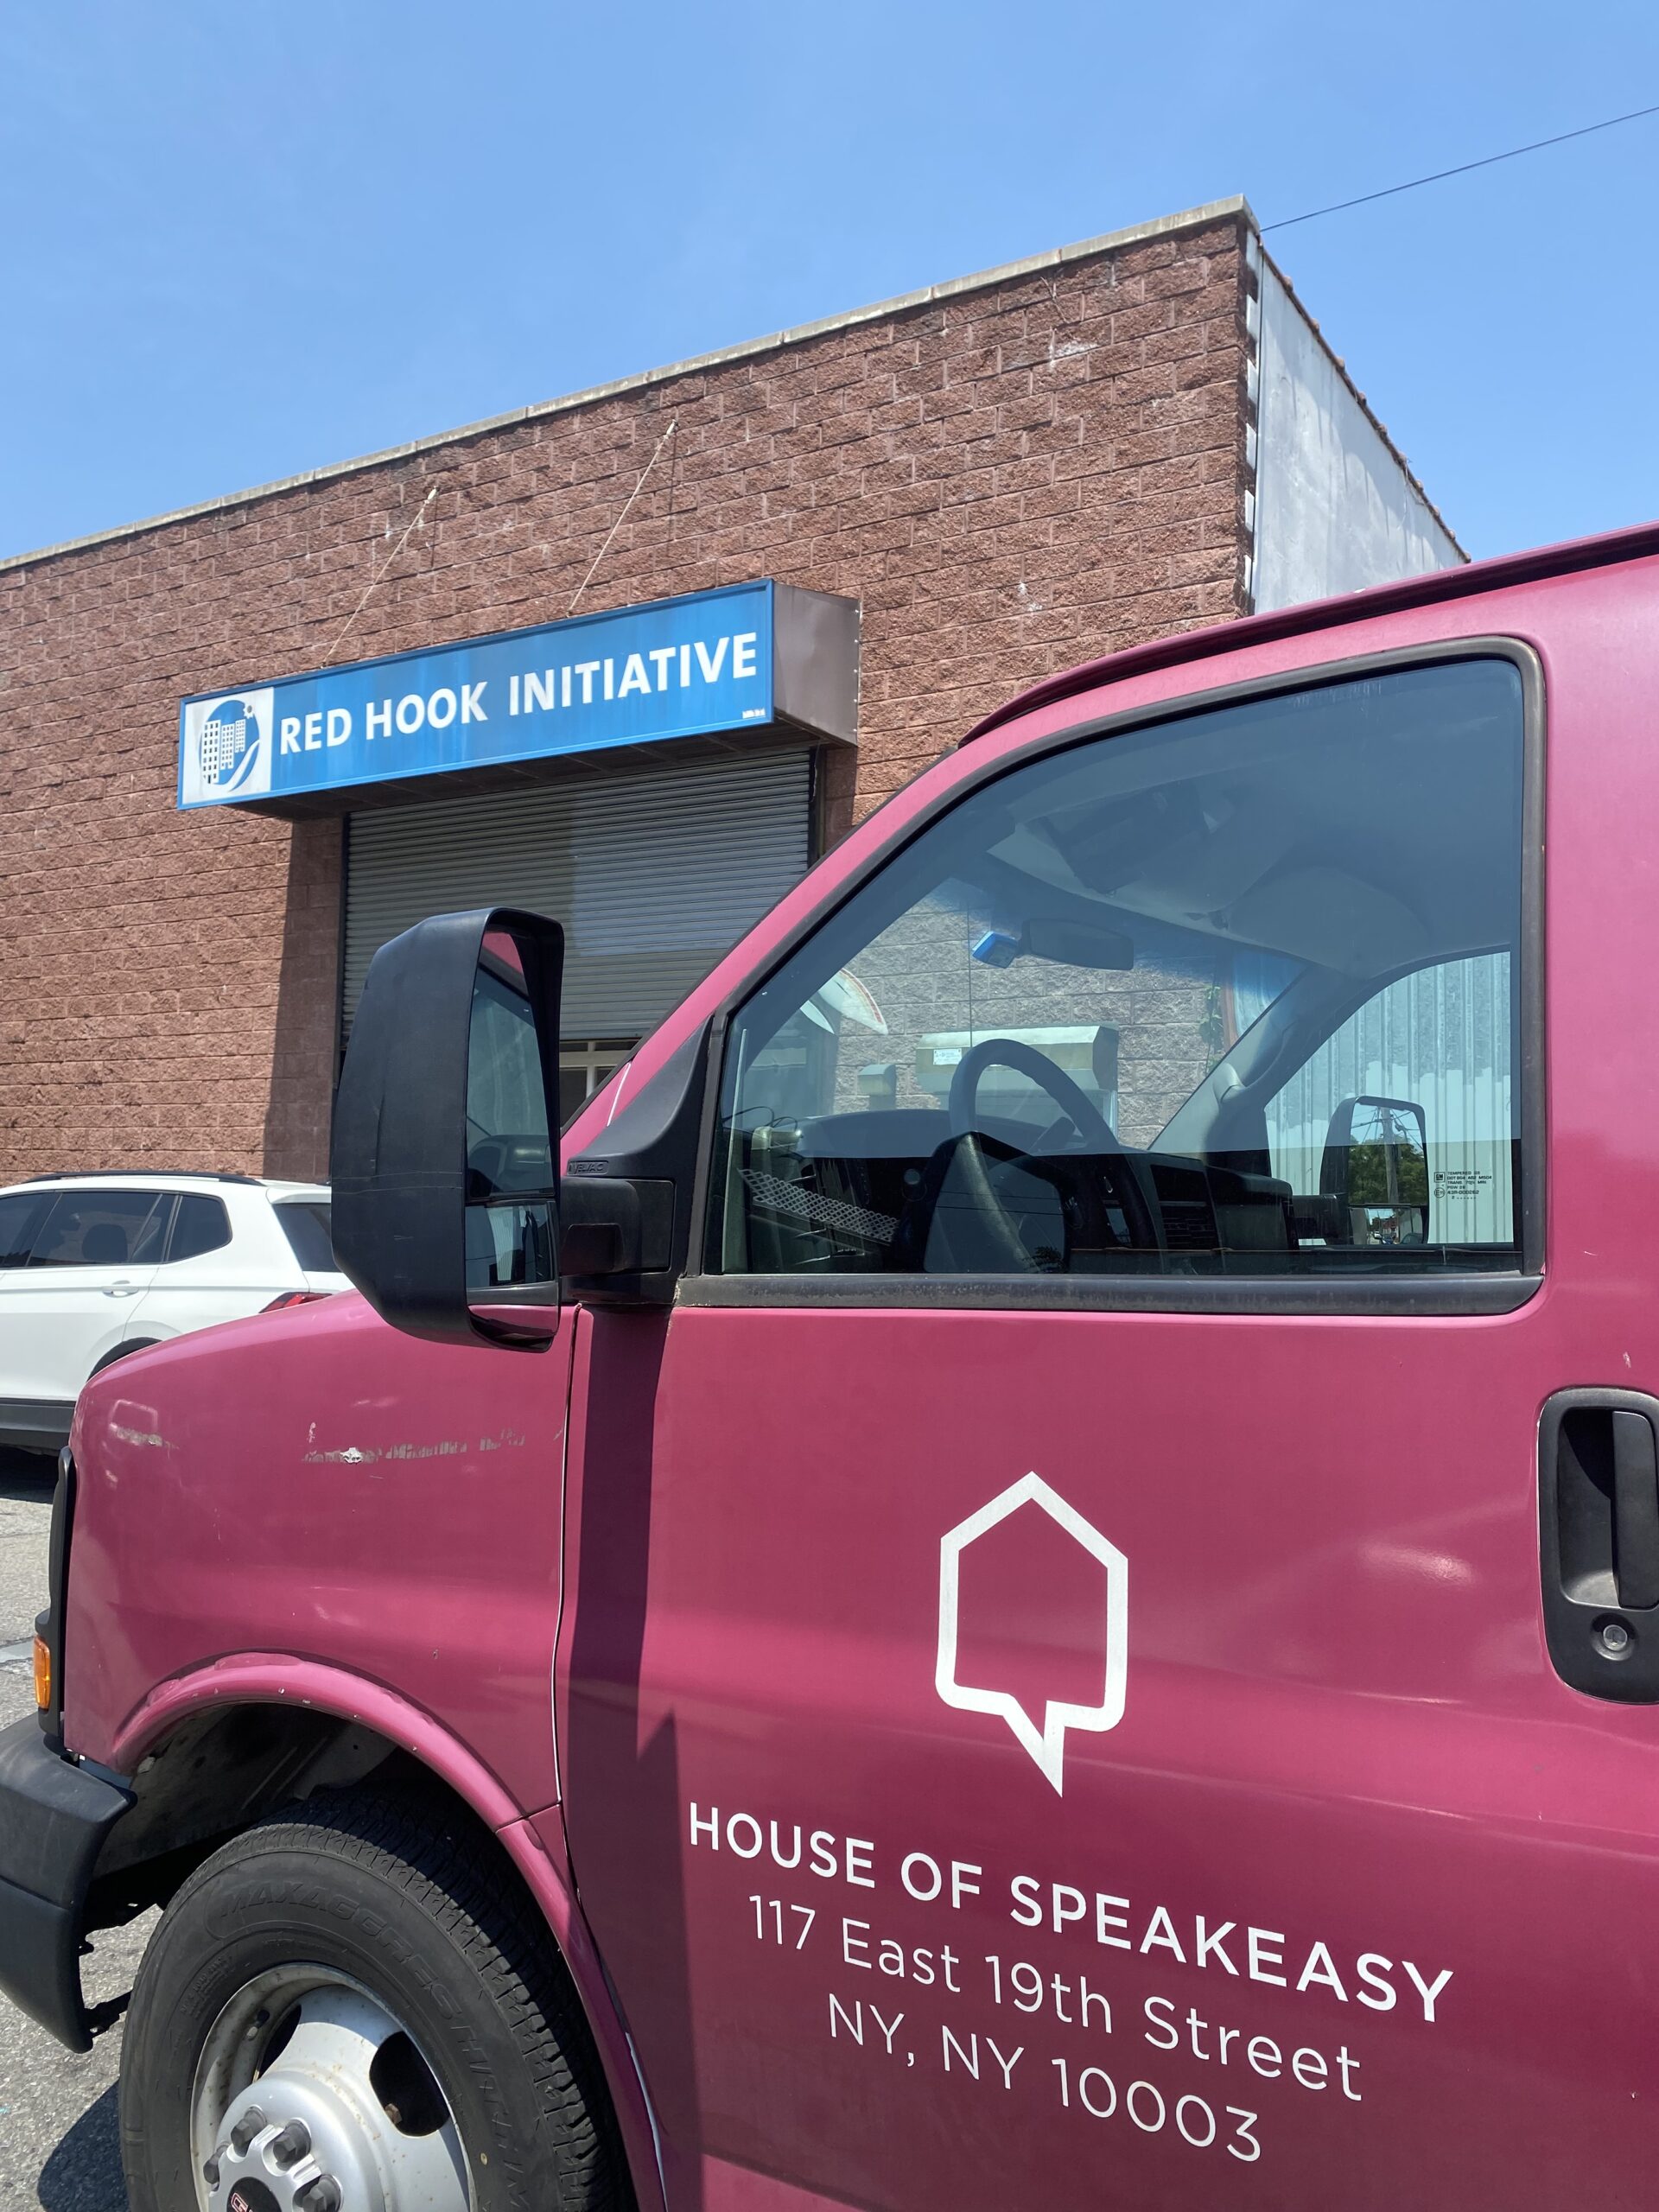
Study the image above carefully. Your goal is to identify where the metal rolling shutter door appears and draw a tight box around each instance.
[343,748,812,1039]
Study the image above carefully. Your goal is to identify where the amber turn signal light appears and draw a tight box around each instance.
[32,1633,50,1713]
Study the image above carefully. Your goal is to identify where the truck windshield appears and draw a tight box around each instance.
[709,658,1525,1278]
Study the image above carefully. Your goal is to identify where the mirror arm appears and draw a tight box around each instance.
[562,1023,710,1308]
[560,1178,674,1278]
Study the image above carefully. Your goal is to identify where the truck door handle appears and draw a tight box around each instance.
[1540,1389,1659,1699]
[1612,1411,1659,1608]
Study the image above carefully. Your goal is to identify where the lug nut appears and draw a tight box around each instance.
[202,2156,220,2188]
[229,2106,267,2156]
[297,2178,342,2212]
[270,2120,312,2169]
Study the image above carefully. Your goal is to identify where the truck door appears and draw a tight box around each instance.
[558,649,1649,2212]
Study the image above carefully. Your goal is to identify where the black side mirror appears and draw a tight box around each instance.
[1319,1093,1430,1248]
[332,906,564,1348]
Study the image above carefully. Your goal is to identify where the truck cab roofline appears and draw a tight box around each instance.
[962,515,1659,744]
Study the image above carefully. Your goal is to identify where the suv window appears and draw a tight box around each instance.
[0,1192,51,1269]
[167,1193,232,1262]
[274,1200,334,1274]
[29,1190,168,1268]
[709,658,1525,1281]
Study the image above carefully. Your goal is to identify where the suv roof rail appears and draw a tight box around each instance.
[13,1169,264,1186]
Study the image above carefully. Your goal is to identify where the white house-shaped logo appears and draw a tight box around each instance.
[935,1472,1128,1794]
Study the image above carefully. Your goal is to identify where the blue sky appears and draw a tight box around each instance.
[3,2,1656,563]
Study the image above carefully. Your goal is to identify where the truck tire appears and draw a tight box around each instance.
[119,1783,632,2212]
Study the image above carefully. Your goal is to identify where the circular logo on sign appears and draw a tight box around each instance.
[199,698,262,794]
[226,2182,281,2212]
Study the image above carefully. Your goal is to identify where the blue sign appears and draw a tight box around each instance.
[179,580,783,810]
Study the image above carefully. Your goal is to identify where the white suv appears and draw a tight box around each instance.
[0,1173,348,1454]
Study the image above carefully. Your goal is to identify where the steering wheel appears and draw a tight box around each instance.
[946,1036,1160,1255]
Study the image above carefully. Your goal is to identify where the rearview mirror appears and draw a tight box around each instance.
[332,906,564,1347]
[1319,1094,1430,1248]
[970,917,1134,971]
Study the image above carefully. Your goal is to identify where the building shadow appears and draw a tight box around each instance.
[37,2082,124,2211]
[563,1311,702,2209]
[262,819,344,1182]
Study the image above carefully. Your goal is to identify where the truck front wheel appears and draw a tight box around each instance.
[119,1783,631,2212]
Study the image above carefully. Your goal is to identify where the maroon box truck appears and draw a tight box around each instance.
[3,522,1656,2211]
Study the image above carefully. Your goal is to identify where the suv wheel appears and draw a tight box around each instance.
[89,1339,157,1376]
[120,1784,631,2212]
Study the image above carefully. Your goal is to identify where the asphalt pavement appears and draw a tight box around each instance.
[0,1449,151,2210]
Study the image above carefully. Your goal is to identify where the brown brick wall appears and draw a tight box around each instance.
[0,213,1251,1184]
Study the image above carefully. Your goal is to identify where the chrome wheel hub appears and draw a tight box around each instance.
[193,1968,473,2212]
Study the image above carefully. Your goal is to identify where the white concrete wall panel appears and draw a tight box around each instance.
[1252,255,1461,612]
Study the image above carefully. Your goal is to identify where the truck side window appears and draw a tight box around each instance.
[709,657,1527,1281]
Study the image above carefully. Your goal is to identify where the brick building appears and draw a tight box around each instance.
[0,197,1458,1182]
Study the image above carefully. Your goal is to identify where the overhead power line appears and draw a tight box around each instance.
[1263,99,1659,232]
[568,417,677,615]
[321,484,438,667]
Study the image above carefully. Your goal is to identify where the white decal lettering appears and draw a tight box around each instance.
[1143,1994,1179,2050]
[1140,1906,1186,1963]
[986,2037,1023,2088]
[901,1853,942,1903]
[1296,1942,1348,2001]
[1355,1954,1397,2012]
[1402,1961,1453,2023]
[1195,1916,1238,1974]
[1247,1928,1287,1986]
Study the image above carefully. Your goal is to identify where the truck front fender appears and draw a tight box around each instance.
[112,1656,668,2212]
